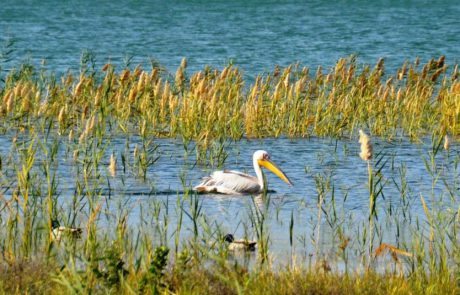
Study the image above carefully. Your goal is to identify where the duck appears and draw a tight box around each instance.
[51,219,82,242]
[224,234,257,251]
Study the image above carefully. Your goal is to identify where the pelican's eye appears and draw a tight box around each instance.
[263,153,270,160]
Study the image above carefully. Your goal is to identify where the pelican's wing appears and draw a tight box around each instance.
[194,170,260,195]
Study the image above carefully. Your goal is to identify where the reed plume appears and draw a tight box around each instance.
[109,153,117,177]
[359,129,375,265]
[444,134,450,151]
[6,92,14,113]
[133,144,139,158]
[58,107,66,124]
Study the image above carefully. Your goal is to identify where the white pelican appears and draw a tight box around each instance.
[193,150,292,195]
[224,234,257,251]
[51,220,82,242]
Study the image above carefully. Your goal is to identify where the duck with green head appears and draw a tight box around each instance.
[51,219,82,242]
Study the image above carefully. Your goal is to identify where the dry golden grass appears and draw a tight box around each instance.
[1,56,458,144]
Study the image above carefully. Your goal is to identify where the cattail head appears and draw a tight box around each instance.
[89,115,97,131]
[73,149,79,161]
[94,90,101,106]
[58,107,66,124]
[78,131,86,144]
[151,68,159,82]
[180,57,187,69]
[120,69,130,83]
[133,144,139,158]
[198,79,206,95]
[74,79,84,96]
[175,67,185,89]
[102,63,111,72]
[283,73,290,88]
[109,153,117,177]
[162,81,171,100]
[132,66,141,78]
[140,120,147,136]
[128,88,137,103]
[21,92,31,112]
[359,129,373,161]
[6,91,14,113]
[38,100,47,116]
[220,66,229,80]
[444,135,450,151]
[436,55,445,68]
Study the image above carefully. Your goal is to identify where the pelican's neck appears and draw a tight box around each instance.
[253,156,264,190]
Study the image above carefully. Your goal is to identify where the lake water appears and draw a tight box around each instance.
[1,0,459,78]
[104,136,456,264]
[1,0,459,267]
[2,133,457,266]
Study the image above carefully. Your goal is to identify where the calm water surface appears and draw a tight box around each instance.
[1,0,459,265]
[1,1,459,78]
[4,135,451,264]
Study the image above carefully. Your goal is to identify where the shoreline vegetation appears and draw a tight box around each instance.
[0,56,459,294]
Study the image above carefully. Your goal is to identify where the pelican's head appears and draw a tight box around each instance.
[253,150,293,186]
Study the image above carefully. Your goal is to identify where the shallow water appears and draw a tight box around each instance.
[113,137,458,263]
[1,0,459,267]
[1,0,459,78]
[2,133,457,267]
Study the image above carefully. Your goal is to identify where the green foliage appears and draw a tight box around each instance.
[138,246,170,294]
[92,243,130,289]
[0,56,459,294]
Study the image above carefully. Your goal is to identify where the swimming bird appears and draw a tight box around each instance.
[193,150,292,195]
[224,234,257,251]
[51,219,82,242]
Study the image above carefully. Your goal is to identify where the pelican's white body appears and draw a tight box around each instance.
[194,150,288,195]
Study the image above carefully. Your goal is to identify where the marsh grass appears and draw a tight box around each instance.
[0,128,459,294]
[1,56,459,145]
[0,56,459,294]
[1,258,458,294]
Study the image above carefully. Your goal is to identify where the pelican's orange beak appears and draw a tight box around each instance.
[258,159,293,186]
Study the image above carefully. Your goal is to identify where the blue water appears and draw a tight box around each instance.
[2,132,457,266]
[1,0,459,78]
[1,0,460,267]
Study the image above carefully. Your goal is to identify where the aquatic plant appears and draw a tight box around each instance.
[0,56,459,147]
[0,56,459,293]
